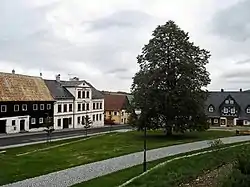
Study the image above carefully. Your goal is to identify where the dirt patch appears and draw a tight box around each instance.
[179,164,233,187]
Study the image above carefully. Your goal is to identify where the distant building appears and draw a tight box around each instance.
[0,72,54,134]
[205,89,250,126]
[45,75,104,129]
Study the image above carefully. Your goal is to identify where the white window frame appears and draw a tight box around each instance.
[247,108,250,114]
[47,104,51,110]
[223,107,228,113]
[14,105,19,112]
[33,104,38,110]
[208,106,213,113]
[31,118,36,124]
[40,104,44,110]
[22,104,27,111]
[231,108,236,114]
[39,117,43,124]
[230,100,234,104]
[1,105,7,112]
[12,120,16,126]
[214,119,218,123]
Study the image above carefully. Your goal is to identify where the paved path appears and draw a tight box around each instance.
[0,125,131,149]
[2,136,250,187]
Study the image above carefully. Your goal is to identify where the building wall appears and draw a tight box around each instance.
[0,115,29,134]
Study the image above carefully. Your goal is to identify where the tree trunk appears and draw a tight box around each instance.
[165,121,173,136]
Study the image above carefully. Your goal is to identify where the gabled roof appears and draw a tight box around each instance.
[104,94,128,111]
[0,72,54,101]
[85,81,104,100]
[60,80,89,87]
[205,91,250,118]
[44,80,74,100]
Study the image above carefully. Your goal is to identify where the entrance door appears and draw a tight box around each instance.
[20,120,25,131]
[63,118,69,129]
[0,120,6,133]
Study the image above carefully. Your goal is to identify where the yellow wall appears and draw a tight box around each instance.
[105,110,130,124]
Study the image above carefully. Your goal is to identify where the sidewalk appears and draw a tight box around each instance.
[2,135,250,187]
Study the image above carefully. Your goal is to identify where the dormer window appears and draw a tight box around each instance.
[208,106,214,113]
[247,108,250,114]
[225,100,229,104]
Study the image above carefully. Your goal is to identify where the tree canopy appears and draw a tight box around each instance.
[131,20,211,134]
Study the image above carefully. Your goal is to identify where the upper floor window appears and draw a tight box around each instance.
[82,91,85,98]
[22,104,27,111]
[82,103,85,111]
[14,105,19,112]
[247,108,250,114]
[86,91,90,98]
[208,106,214,113]
[63,104,67,112]
[69,104,73,112]
[33,104,38,110]
[78,104,81,111]
[100,102,102,109]
[231,108,236,114]
[77,91,82,99]
[40,104,44,110]
[58,104,62,113]
[47,104,51,110]
[230,100,234,104]
[225,100,229,104]
[223,107,228,113]
[93,103,96,110]
[96,103,99,109]
[86,103,89,110]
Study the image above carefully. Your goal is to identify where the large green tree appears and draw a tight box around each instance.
[131,20,211,135]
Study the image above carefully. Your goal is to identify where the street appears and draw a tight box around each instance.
[0,125,131,147]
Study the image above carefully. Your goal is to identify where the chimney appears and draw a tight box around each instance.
[240,88,242,92]
[221,89,224,92]
[56,74,61,82]
[12,69,15,74]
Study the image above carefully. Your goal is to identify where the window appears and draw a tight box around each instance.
[69,117,72,125]
[231,108,236,114]
[114,111,117,116]
[208,106,214,113]
[99,114,102,121]
[58,104,62,113]
[31,118,36,124]
[224,107,228,113]
[40,104,44,110]
[39,117,43,124]
[63,104,67,112]
[77,117,81,124]
[96,114,98,121]
[214,119,218,123]
[97,103,99,109]
[92,115,95,122]
[86,91,90,98]
[0,105,6,112]
[12,120,15,126]
[78,104,81,111]
[121,112,124,116]
[230,100,234,104]
[69,104,73,112]
[225,100,229,104]
[78,91,81,99]
[86,103,89,110]
[93,103,96,110]
[14,105,19,112]
[82,91,85,98]
[82,116,85,124]
[47,104,51,110]
[109,111,111,115]
[100,103,102,109]
[57,119,61,127]
[33,104,38,110]
[247,108,250,114]
[22,104,27,111]
[82,103,85,111]
[122,118,123,123]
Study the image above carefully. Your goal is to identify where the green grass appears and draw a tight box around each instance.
[72,142,247,187]
[0,130,234,185]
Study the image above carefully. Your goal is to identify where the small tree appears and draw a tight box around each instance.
[82,115,92,136]
[43,115,54,143]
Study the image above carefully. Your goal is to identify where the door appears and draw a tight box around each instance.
[0,120,6,133]
[20,120,25,131]
[63,118,69,129]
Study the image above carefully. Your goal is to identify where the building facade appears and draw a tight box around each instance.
[0,72,54,134]
[205,89,250,126]
[45,75,104,129]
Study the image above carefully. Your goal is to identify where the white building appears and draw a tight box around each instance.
[45,75,104,130]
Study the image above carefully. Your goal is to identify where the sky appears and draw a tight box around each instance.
[0,0,249,92]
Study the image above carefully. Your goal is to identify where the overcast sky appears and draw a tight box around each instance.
[0,0,249,92]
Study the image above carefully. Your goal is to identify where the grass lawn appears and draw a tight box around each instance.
[0,130,234,185]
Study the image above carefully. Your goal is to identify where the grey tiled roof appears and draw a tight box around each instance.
[44,80,74,100]
[205,91,250,119]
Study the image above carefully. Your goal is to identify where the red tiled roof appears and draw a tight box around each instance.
[104,94,127,111]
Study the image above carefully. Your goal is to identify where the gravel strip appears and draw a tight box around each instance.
[2,136,250,187]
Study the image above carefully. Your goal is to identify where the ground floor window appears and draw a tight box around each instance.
[69,117,72,125]
[39,118,43,124]
[77,117,81,124]
[57,119,61,127]
[31,118,36,124]
[214,119,218,123]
